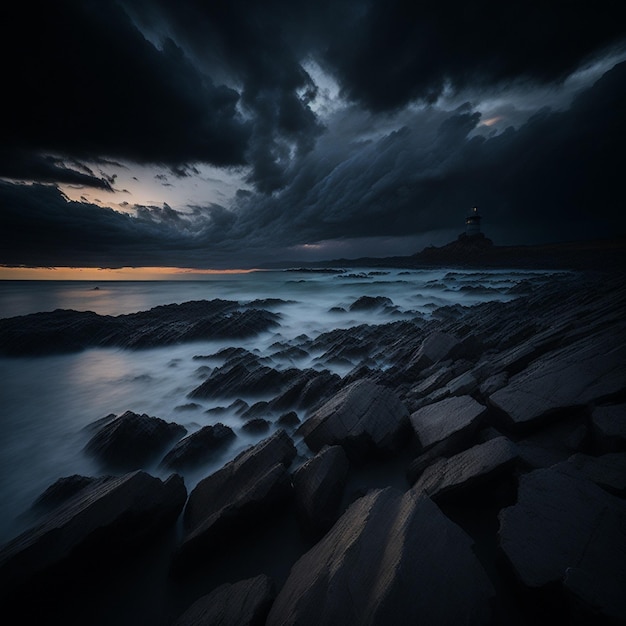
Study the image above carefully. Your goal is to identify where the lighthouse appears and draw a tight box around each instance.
[465,206,482,236]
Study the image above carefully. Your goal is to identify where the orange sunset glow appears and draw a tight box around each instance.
[0,266,258,280]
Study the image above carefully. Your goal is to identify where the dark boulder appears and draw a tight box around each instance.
[404,330,460,375]
[189,363,304,401]
[277,411,300,427]
[292,445,349,539]
[489,325,626,433]
[591,403,626,453]
[553,452,626,497]
[266,488,494,625]
[411,436,519,502]
[31,475,113,512]
[296,380,409,460]
[160,423,236,471]
[242,418,271,433]
[409,395,488,453]
[498,467,626,592]
[84,410,187,471]
[348,295,394,311]
[0,471,186,596]
[174,430,297,570]
[174,574,276,626]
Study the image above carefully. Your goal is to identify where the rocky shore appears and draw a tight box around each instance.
[0,268,625,625]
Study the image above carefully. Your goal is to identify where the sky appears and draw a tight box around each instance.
[1,0,626,273]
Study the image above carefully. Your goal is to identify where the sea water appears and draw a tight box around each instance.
[0,267,562,544]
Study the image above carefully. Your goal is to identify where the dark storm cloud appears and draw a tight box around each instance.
[3,60,624,269]
[0,151,114,191]
[0,181,243,268]
[1,1,250,175]
[231,60,626,251]
[1,1,625,268]
[322,0,626,111]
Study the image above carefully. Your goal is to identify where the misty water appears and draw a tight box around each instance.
[0,267,563,545]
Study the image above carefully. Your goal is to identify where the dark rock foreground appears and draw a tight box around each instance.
[0,268,625,625]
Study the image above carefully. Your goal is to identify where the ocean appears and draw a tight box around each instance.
[0,267,563,544]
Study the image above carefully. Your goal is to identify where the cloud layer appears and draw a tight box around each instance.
[1,1,625,268]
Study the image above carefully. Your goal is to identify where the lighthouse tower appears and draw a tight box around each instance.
[465,206,482,236]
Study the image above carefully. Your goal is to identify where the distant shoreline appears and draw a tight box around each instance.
[259,235,626,272]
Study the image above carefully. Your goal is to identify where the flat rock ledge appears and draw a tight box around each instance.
[499,467,626,623]
[412,435,519,501]
[266,487,494,625]
[489,325,626,433]
[296,379,409,460]
[409,394,488,452]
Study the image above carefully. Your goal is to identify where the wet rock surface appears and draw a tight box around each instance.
[1,269,625,624]
[85,410,188,471]
[0,299,280,356]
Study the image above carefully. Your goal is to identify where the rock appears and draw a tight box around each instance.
[516,416,588,469]
[0,300,280,356]
[277,411,300,427]
[0,471,186,595]
[479,371,509,396]
[591,403,626,453]
[84,410,187,470]
[296,380,409,460]
[409,395,488,452]
[553,452,626,496]
[189,363,304,400]
[266,488,494,625]
[442,370,478,396]
[411,436,519,500]
[405,330,460,374]
[242,418,271,433]
[269,369,341,412]
[410,365,456,396]
[348,295,394,311]
[31,475,113,512]
[160,423,236,471]
[174,430,296,570]
[292,445,349,539]
[173,574,276,626]
[240,401,270,419]
[498,467,626,590]
[489,325,626,432]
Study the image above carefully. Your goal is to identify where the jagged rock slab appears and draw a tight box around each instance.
[405,330,460,374]
[296,380,409,460]
[409,395,488,451]
[84,410,187,470]
[0,300,280,356]
[0,471,186,595]
[411,436,518,499]
[553,452,626,496]
[175,430,296,569]
[489,325,626,431]
[516,417,588,469]
[268,369,342,412]
[174,574,276,626]
[266,488,494,625]
[160,423,236,471]
[292,445,349,539]
[498,467,626,591]
[591,403,626,453]
[189,363,314,401]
